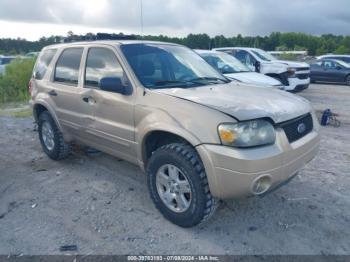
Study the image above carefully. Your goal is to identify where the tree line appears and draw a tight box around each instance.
[1,32,349,56]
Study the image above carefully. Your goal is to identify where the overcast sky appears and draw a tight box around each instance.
[0,0,350,40]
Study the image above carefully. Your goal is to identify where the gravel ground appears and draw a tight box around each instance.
[0,84,349,255]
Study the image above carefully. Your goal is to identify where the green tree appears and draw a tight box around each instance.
[334,45,349,54]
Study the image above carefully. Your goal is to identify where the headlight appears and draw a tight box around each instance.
[218,120,276,147]
[287,67,296,77]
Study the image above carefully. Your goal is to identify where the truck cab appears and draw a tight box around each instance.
[214,47,311,92]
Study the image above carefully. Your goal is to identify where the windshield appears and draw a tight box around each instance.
[251,49,277,62]
[120,44,229,89]
[335,60,350,68]
[201,52,251,74]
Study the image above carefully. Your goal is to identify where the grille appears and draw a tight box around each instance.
[278,113,313,143]
[296,67,310,71]
[297,73,310,80]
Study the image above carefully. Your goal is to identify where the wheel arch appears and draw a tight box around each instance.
[141,130,197,167]
[32,101,63,132]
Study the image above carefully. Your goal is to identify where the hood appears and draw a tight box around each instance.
[274,60,310,68]
[154,82,311,123]
[225,72,282,87]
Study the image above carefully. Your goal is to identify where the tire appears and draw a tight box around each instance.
[38,111,71,160]
[346,75,350,86]
[147,143,217,227]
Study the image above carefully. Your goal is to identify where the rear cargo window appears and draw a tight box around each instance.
[34,49,57,80]
[54,48,83,86]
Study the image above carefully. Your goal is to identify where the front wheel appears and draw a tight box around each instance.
[147,143,217,227]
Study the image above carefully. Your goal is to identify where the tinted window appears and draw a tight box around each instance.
[54,48,83,85]
[34,49,57,80]
[234,50,247,63]
[85,48,124,88]
[323,61,336,69]
[234,50,256,67]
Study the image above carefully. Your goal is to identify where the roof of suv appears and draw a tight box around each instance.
[318,54,350,58]
[42,40,180,50]
[213,47,260,51]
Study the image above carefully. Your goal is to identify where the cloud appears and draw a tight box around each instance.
[0,0,349,38]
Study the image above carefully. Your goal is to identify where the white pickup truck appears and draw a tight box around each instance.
[213,47,310,92]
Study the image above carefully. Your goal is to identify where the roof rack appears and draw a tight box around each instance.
[63,33,138,43]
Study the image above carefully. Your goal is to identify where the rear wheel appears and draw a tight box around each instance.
[38,111,71,160]
[346,75,350,86]
[147,143,217,227]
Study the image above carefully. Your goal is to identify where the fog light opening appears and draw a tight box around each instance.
[251,175,272,195]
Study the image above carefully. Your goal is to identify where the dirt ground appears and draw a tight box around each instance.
[0,84,349,255]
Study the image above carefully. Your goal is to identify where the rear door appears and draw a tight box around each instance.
[82,46,137,163]
[44,47,95,138]
[322,60,343,82]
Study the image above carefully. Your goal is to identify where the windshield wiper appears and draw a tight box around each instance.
[189,77,230,84]
[150,79,206,89]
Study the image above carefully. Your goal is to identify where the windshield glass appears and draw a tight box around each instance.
[251,49,277,62]
[200,52,251,74]
[120,44,229,89]
[335,60,350,68]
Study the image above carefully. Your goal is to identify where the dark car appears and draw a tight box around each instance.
[317,55,350,64]
[310,59,350,86]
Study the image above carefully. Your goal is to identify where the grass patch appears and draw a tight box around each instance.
[0,58,36,103]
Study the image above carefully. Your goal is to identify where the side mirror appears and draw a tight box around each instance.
[99,77,131,95]
[336,65,343,70]
[254,61,261,73]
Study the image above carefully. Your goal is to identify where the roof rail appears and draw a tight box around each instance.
[63,33,138,43]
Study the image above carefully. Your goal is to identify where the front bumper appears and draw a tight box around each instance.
[284,77,310,91]
[196,124,320,199]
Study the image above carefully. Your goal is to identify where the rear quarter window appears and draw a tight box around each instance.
[34,49,57,80]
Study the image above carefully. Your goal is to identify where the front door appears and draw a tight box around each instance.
[82,46,136,163]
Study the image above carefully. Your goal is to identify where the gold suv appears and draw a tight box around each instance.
[30,41,320,227]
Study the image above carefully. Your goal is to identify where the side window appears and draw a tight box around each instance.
[323,61,335,69]
[233,50,247,64]
[235,50,256,69]
[85,48,125,88]
[34,49,57,80]
[54,48,83,86]
[245,52,257,67]
[315,61,323,67]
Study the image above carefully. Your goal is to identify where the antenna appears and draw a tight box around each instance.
[140,0,144,36]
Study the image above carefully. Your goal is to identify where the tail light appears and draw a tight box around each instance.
[28,79,33,97]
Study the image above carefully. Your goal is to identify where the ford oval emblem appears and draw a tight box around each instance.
[297,123,306,134]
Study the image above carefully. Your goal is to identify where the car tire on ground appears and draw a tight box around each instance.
[346,75,350,86]
[38,111,71,160]
[147,143,217,227]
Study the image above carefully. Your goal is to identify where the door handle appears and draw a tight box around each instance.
[82,96,96,104]
[48,90,57,96]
